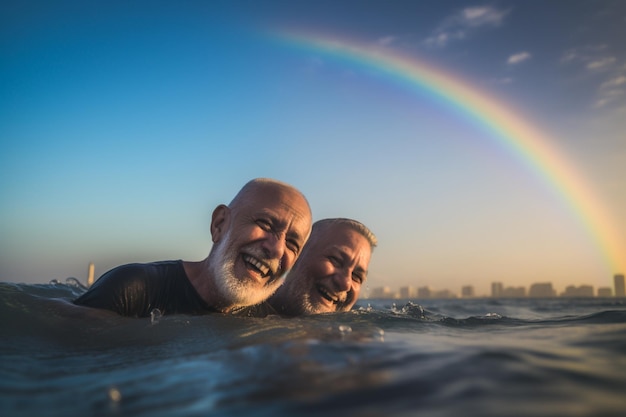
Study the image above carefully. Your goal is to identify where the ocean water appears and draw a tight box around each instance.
[1,280,625,417]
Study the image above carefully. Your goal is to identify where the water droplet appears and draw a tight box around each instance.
[373,328,385,342]
[108,387,121,403]
[150,308,162,324]
[338,324,352,335]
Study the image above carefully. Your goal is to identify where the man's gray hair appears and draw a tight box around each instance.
[313,218,377,249]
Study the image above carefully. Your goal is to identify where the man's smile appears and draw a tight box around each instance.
[316,284,341,304]
[242,254,272,278]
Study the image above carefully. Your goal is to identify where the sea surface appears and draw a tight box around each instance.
[1,280,625,417]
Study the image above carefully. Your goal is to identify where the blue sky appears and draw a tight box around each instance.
[1,1,625,296]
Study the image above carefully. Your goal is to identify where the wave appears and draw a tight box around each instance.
[2,282,626,417]
[2,283,626,340]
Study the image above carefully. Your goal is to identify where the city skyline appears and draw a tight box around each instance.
[366,274,626,299]
[58,260,624,300]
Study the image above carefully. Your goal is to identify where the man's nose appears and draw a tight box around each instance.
[332,268,352,292]
[262,232,286,260]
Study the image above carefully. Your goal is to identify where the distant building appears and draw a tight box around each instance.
[87,262,95,287]
[461,286,475,298]
[578,285,594,297]
[368,286,395,299]
[502,286,526,298]
[491,282,503,298]
[399,286,416,299]
[615,274,625,297]
[417,286,432,299]
[432,289,457,299]
[529,282,556,298]
[597,287,612,297]
[491,283,525,298]
[561,285,594,298]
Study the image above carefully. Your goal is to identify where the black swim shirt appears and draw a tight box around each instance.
[73,260,212,317]
[234,301,279,318]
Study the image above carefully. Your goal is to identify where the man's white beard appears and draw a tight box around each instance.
[210,229,280,308]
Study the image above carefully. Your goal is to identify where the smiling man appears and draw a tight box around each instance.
[73,178,312,317]
[262,218,377,316]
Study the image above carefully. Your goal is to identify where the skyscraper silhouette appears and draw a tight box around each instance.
[615,274,625,297]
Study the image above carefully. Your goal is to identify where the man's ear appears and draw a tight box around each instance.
[210,204,230,243]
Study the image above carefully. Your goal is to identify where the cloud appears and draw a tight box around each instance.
[423,5,509,48]
[560,45,610,69]
[595,74,626,108]
[592,93,625,109]
[600,75,626,89]
[423,30,464,48]
[507,52,531,65]
[560,45,625,109]
[461,6,508,27]
[587,56,617,71]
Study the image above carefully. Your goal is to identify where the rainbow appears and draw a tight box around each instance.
[272,30,624,275]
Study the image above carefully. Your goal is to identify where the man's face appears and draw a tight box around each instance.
[279,224,372,315]
[209,186,311,307]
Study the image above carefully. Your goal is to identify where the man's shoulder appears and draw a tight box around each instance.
[103,260,183,282]
[73,260,185,313]
[93,263,152,288]
[75,263,151,301]
[111,260,182,271]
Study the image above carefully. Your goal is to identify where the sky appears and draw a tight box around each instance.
[1,0,625,297]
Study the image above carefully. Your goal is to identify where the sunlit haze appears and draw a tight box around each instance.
[1,1,625,297]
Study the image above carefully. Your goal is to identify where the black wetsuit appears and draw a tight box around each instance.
[73,260,213,317]
[235,301,278,318]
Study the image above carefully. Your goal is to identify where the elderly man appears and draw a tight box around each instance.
[245,218,376,317]
[73,178,312,317]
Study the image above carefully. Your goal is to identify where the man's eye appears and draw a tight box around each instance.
[286,239,300,254]
[352,273,364,284]
[256,219,272,231]
[328,256,341,267]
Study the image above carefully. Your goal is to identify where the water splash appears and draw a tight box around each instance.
[390,301,426,318]
[356,303,374,312]
[150,309,162,324]
[401,302,425,318]
[65,277,88,290]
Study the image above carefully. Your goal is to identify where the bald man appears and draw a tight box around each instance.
[74,178,312,317]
